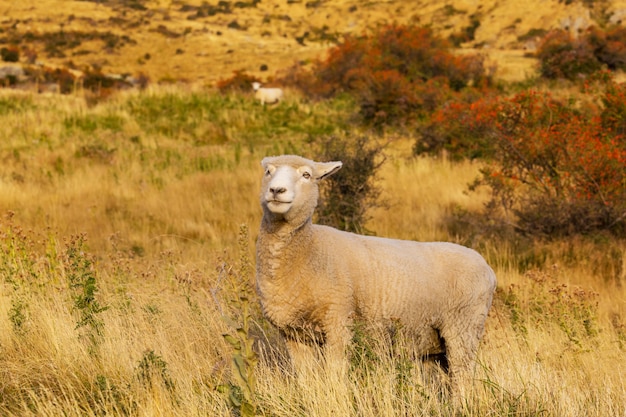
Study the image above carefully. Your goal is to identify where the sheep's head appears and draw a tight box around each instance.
[252,82,262,91]
[260,155,342,224]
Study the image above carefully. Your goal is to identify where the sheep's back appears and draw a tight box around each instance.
[310,225,495,326]
[255,88,283,103]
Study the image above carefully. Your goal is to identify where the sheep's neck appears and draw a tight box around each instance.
[257,215,312,281]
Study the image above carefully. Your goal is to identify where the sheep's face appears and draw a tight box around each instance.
[260,155,342,222]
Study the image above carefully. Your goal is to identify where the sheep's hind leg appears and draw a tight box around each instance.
[440,328,480,406]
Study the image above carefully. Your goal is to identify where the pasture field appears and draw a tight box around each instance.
[0,86,625,416]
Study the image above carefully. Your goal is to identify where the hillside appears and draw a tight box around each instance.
[2,0,626,86]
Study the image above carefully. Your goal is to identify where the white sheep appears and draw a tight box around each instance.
[252,82,283,105]
[256,154,497,397]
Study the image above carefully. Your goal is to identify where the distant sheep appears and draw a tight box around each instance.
[256,154,497,397]
[252,82,283,105]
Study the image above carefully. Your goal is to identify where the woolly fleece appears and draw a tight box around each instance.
[255,154,497,394]
[252,82,283,105]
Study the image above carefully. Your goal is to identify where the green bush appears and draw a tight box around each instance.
[313,135,387,234]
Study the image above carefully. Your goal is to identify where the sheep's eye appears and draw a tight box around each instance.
[302,171,311,179]
[265,169,271,176]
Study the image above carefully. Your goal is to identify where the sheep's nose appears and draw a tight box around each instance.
[270,186,286,195]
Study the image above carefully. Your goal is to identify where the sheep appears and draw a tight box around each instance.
[252,82,283,105]
[255,154,497,397]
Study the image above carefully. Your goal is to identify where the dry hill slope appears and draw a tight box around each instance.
[2,0,626,84]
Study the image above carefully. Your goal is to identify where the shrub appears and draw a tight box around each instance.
[536,29,601,80]
[355,69,421,127]
[414,91,498,159]
[82,67,132,97]
[449,16,481,47]
[536,26,626,80]
[275,62,321,98]
[0,46,19,62]
[64,234,108,350]
[313,135,387,234]
[417,86,626,236]
[282,24,491,127]
[37,67,77,94]
[136,350,175,391]
[586,25,626,71]
[306,35,369,98]
[479,90,626,235]
[599,78,626,135]
[216,70,260,94]
[216,225,261,417]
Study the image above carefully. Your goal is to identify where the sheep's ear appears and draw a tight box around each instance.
[314,161,342,180]
[260,157,274,169]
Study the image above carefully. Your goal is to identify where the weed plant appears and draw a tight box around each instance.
[217,225,260,417]
[64,234,109,352]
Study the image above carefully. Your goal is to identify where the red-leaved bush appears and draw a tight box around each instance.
[417,84,626,236]
[355,69,421,127]
[216,70,260,94]
[537,26,626,80]
[414,89,499,159]
[586,25,626,71]
[279,24,491,127]
[599,76,626,135]
[536,29,601,80]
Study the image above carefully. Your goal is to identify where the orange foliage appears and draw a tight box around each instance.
[278,24,491,127]
[418,83,626,236]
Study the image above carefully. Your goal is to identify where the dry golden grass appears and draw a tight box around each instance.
[0,87,625,416]
[369,151,487,242]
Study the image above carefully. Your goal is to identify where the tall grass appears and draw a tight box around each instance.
[0,87,624,416]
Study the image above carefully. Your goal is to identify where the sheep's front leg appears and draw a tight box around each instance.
[322,317,353,378]
[284,336,319,375]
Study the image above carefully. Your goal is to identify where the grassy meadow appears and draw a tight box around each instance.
[0,86,625,416]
